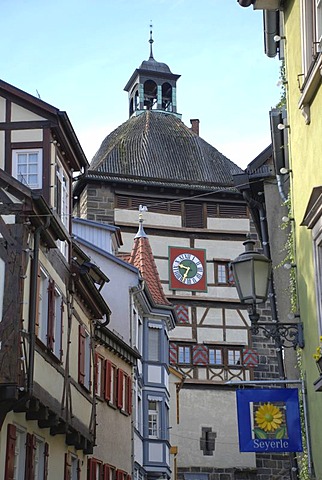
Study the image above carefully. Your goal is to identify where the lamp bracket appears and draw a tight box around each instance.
[251,321,304,349]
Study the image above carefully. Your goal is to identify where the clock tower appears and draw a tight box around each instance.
[124,27,181,117]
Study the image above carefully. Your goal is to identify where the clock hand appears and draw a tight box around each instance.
[182,266,191,281]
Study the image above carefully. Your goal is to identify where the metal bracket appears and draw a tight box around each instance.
[251,322,304,349]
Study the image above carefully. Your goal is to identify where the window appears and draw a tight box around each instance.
[12,149,42,189]
[148,326,160,362]
[214,261,234,286]
[105,360,117,406]
[55,158,70,228]
[132,308,142,353]
[65,452,80,480]
[178,345,191,364]
[5,425,49,480]
[228,349,241,366]
[148,401,159,438]
[117,370,132,414]
[300,0,322,76]
[79,325,91,390]
[209,348,222,365]
[37,269,63,360]
[95,354,105,398]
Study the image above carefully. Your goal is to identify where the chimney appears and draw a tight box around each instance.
[190,119,200,136]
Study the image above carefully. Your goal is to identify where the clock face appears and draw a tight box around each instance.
[172,253,204,285]
[169,247,207,292]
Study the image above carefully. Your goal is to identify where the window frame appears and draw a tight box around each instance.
[148,400,160,438]
[12,148,43,189]
[214,260,234,286]
[178,345,191,365]
[148,326,161,362]
[78,324,91,391]
[208,347,223,366]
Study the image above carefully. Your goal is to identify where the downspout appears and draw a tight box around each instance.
[27,218,50,395]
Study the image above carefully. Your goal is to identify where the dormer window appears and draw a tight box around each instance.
[12,149,42,189]
[55,158,70,229]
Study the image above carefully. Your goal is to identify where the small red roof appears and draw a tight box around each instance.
[128,231,171,307]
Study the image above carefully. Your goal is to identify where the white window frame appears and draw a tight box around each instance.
[317,0,322,48]
[84,329,91,390]
[12,149,42,189]
[71,454,79,480]
[178,345,191,364]
[209,348,222,365]
[53,286,63,359]
[34,436,45,480]
[312,220,322,334]
[38,268,49,345]
[55,157,70,228]
[13,426,26,480]
[148,400,159,438]
[148,325,161,361]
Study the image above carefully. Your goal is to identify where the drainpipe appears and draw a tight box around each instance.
[27,218,50,395]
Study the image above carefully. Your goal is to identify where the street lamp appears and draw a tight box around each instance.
[231,237,304,349]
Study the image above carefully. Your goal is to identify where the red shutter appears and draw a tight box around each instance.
[87,458,95,480]
[35,267,41,336]
[64,453,71,480]
[4,424,16,480]
[127,376,132,415]
[104,360,112,401]
[169,342,178,364]
[47,280,55,350]
[25,433,36,480]
[44,442,49,480]
[117,370,124,409]
[192,345,208,365]
[79,324,86,385]
[103,464,110,480]
[94,353,99,395]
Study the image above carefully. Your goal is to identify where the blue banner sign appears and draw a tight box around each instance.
[236,388,303,453]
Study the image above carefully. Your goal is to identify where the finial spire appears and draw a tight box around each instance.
[149,22,154,60]
[134,205,148,239]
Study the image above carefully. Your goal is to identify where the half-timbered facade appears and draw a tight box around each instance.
[0,81,111,479]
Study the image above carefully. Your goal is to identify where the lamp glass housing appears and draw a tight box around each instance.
[231,241,271,305]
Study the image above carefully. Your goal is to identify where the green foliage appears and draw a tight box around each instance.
[276,61,287,109]
[296,350,311,480]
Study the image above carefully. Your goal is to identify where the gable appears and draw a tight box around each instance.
[11,103,47,122]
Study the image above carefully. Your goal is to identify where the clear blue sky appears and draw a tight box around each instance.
[1,0,281,168]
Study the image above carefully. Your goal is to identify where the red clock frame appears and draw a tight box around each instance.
[169,246,207,292]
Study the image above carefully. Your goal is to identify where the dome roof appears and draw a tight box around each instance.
[139,57,172,74]
[90,111,243,190]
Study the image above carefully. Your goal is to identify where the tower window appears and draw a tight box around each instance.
[184,203,205,228]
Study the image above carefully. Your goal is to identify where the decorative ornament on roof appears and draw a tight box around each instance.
[134,205,148,239]
[149,21,154,59]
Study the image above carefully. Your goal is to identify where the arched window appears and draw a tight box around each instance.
[144,80,157,109]
[162,82,172,111]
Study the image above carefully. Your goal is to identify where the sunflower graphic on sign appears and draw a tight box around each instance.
[253,402,288,440]
[236,388,302,453]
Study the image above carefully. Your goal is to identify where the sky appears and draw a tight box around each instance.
[1,0,281,169]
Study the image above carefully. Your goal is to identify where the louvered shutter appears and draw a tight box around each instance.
[5,424,16,480]
[35,267,41,336]
[103,464,110,480]
[117,370,124,409]
[94,353,98,395]
[78,325,86,385]
[184,203,204,228]
[104,360,112,401]
[47,280,55,350]
[169,342,178,364]
[192,345,208,365]
[64,453,71,480]
[44,442,49,480]
[127,376,132,415]
[25,433,36,480]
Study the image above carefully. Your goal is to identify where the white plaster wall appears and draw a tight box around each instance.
[0,131,5,169]
[0,96,5,121]
[134,431,143,465]
[207,217,250,232]
[169,326,192,340]
[173,387,256,469]
[196,239,245,260]
[33,353,64,401]
[197,307,222,326]
[11,103,46,121]
[11,129,43,142]
[205,285,239,300]
[76,243,138,344]
[225,329,248,344]
[225,309,249,327]
[197,328,224,343]
[115,209,181,228]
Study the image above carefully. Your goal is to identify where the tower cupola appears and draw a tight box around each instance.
[124,27,181,118]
